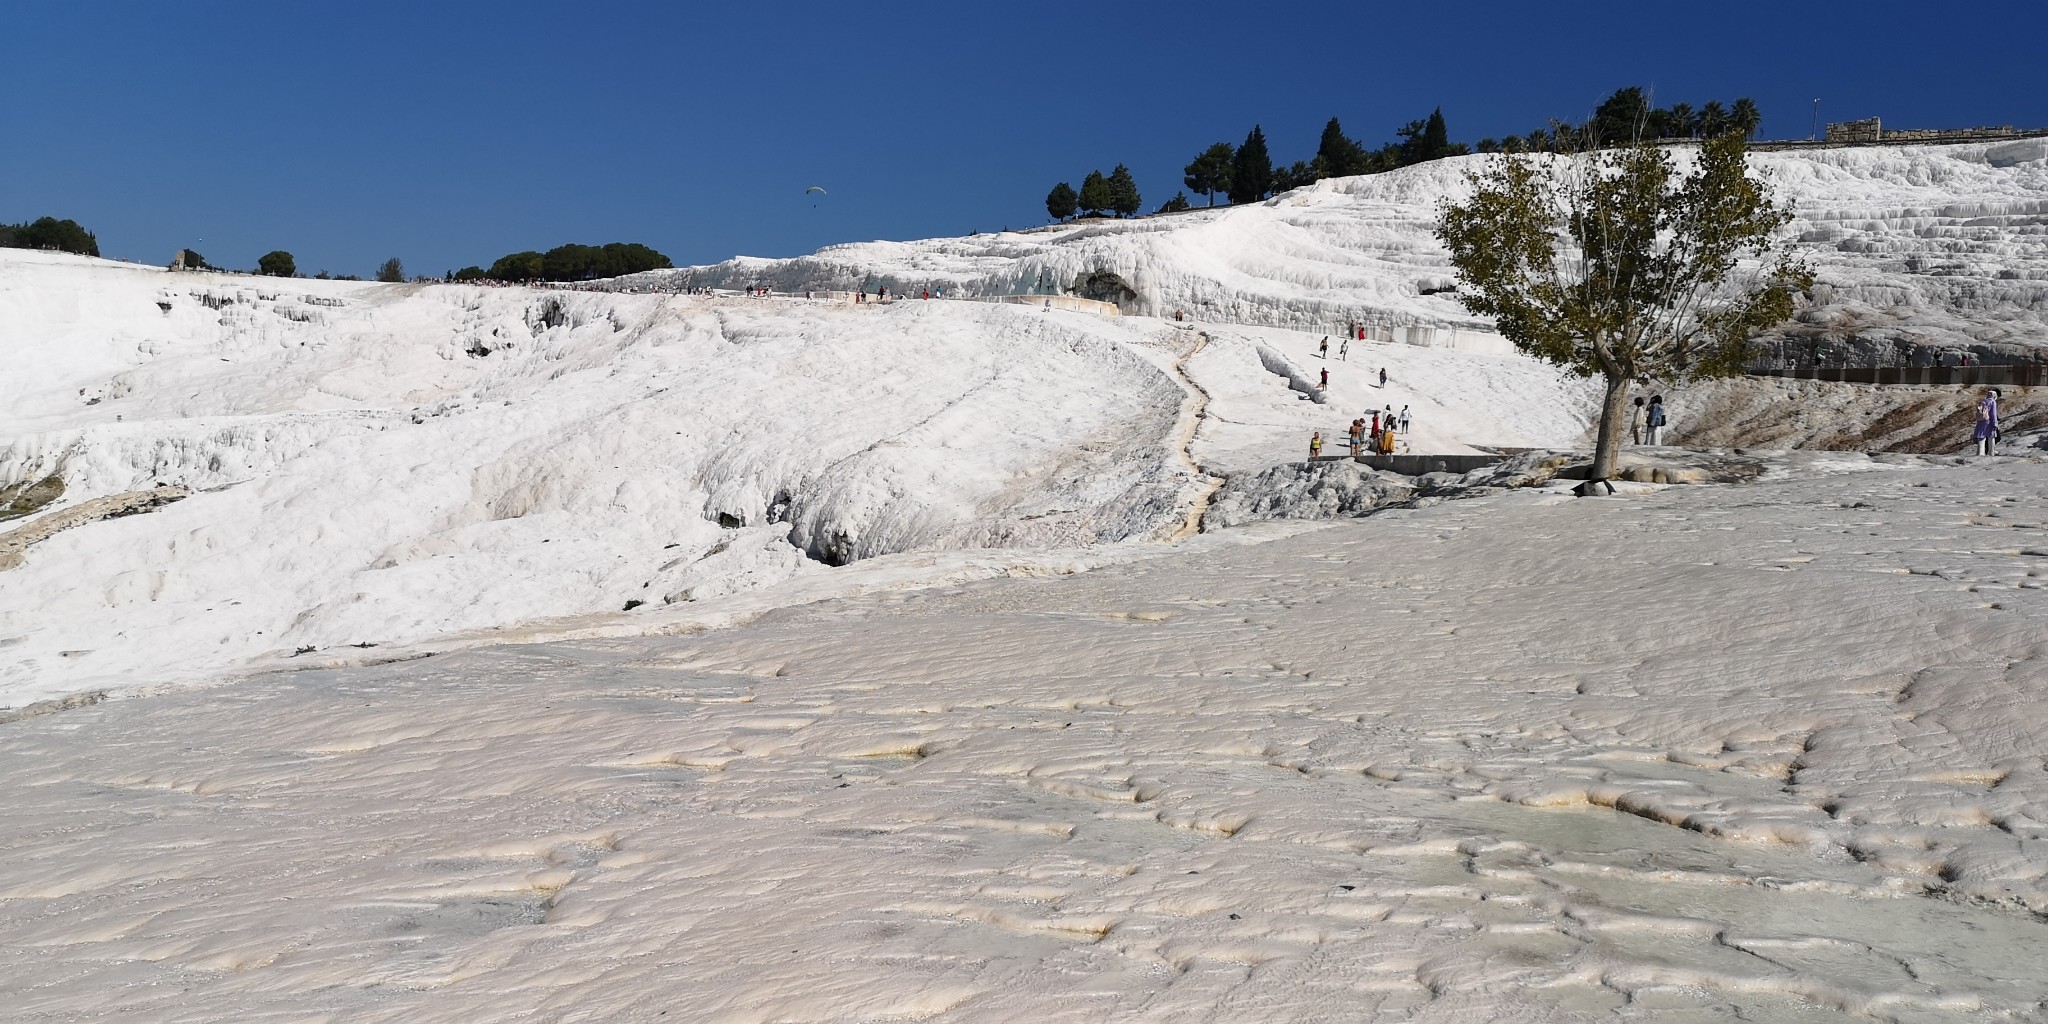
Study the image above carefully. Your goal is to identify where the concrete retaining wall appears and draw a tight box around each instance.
[1307,454,1506,475]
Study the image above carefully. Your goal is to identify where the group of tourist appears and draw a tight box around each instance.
[1309,405,1411,459]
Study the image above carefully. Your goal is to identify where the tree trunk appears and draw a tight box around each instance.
[1591,372,1631,480]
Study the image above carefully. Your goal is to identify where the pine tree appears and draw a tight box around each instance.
[1591,87,1650,146]
[1046,181,1078,222]
[1107,164,1141,217]
[257,250,296,277]
[1155,192,1191,214]
[1228,125,1272,205]
[1078,170,1111,217]
[376,257,405,283]
[1184,142,1235,206]
[1395,118,1429,166]
[1424,108,1450,159]
[1316,117,1369,178]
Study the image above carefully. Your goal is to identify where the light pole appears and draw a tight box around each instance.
[1811,99,1820,142]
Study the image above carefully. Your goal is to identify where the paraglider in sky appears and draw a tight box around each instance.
[805,186,827,195]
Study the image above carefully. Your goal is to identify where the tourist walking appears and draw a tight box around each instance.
[1319,367,1329,390]
[1630,396,1645,444]
[1349,417,1365,456]
[1378,367,1388,388]
[1370,409,1381,436]
[1645,395,1667,445]
[1339,336,1350,361]
[1398,405,1410,433]
[1309,431,1323,459]
[1319,337,1329,359]
[1974,388,2001,455]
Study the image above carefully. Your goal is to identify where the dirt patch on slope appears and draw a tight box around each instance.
[1664,378,2046,454]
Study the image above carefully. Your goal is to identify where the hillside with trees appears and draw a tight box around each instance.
[481,242,671,283]
[1045,87,1765,220]
[0,217,99,257]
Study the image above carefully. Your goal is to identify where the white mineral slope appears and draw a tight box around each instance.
[0,250,1597,708]
[635,139,2048,359]
[1185,322,1591,472]
[6,459,2048,1022]
[0,251,1198,706]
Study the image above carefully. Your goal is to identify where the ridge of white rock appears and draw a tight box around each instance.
[634,140,2048,362]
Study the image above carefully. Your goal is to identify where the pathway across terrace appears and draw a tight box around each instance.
[6,458,2048,1022]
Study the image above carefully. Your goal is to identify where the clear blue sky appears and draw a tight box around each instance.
[6,1,2044,277]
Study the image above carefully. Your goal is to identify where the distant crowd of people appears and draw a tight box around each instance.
[1304,374,2011,465]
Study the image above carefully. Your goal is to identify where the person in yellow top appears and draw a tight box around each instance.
[1309,432,1323,459]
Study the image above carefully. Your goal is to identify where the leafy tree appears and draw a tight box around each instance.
[314,270,332,280]
[1591,87,1650,146]
[1228,125,1272,205]
[177,248,212,270]
[1729,98,1762,139]
[4,216,100,257]
[376,257,405,283]
[453,266,488,281]
[1078,170,1112,217]
[1155,192,1191,214]
[1316,117,1370,178]
[1107,164,1142,217]
[1435,133,1810,481]
[256,250,296,277]
[481,242,671,283]
[542,244,600,280]
[488,251,544,281]
[1184,142,1235,206]
[1046,181,1078,222]
[1476,138,1501,154]
[601,242,670,276]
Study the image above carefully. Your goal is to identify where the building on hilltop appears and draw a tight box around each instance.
[1825,118,1884,143]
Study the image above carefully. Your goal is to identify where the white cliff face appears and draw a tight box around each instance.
[636,139,2048,363]
[0,252,1186,705]
[0,248,1599,707]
